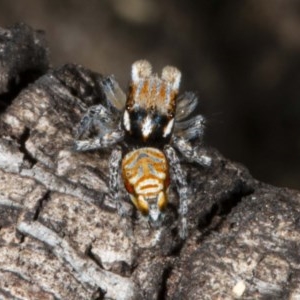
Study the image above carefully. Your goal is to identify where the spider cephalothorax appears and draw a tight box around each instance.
[74,60,211,238]
[123,60,180,146]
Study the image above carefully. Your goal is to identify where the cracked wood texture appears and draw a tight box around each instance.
[0,23,300,300]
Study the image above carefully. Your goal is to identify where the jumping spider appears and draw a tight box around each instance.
[73,60,211,239]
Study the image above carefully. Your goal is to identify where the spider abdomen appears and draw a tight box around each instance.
[121,147,170,225]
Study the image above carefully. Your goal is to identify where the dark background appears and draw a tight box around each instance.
[1,0,299,189]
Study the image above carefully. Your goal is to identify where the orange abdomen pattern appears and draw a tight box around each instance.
[122,147,169,214]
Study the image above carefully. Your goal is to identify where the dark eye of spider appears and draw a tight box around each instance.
[136,111,146,122]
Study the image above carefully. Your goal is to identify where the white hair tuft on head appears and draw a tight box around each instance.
[161,65,181,91]
[131,60,152,83]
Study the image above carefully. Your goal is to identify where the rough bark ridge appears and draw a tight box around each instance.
[0,23,299,300]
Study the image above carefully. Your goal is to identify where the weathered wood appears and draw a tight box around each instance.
[0,23,299,300]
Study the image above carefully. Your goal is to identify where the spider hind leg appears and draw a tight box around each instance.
[109,147,126,217]
[172,136,212,167]
[164,145,189,239]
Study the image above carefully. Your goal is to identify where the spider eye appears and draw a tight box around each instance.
[154,115,162,124]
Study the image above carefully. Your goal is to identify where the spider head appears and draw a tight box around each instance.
[123,60,181,145]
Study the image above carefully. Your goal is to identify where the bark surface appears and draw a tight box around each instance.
[0,23,299,300]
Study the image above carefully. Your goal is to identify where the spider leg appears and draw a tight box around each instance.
[175,92,198,121]
[109,147,125,217]
[164,145,189,239]
[101,76,126,112]
[172,136,212,167]
[174,115,205,141]
[73,129,124,151]
[75,104,118,139]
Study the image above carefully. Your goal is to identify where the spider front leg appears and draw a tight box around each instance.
[73,129,124,152]
[75,104,118,139]
[172,136,212,167]
[109,147,125,217]
[100,76,126,112]
[164,145,189,239]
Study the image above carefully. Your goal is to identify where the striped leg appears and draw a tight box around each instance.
[109,147,125,216]
[73,130,124,152]
[172,136,211,167]
[75,104,114,138]
[164,145,189,239]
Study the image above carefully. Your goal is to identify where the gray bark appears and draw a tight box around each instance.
[0,23,299,300]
